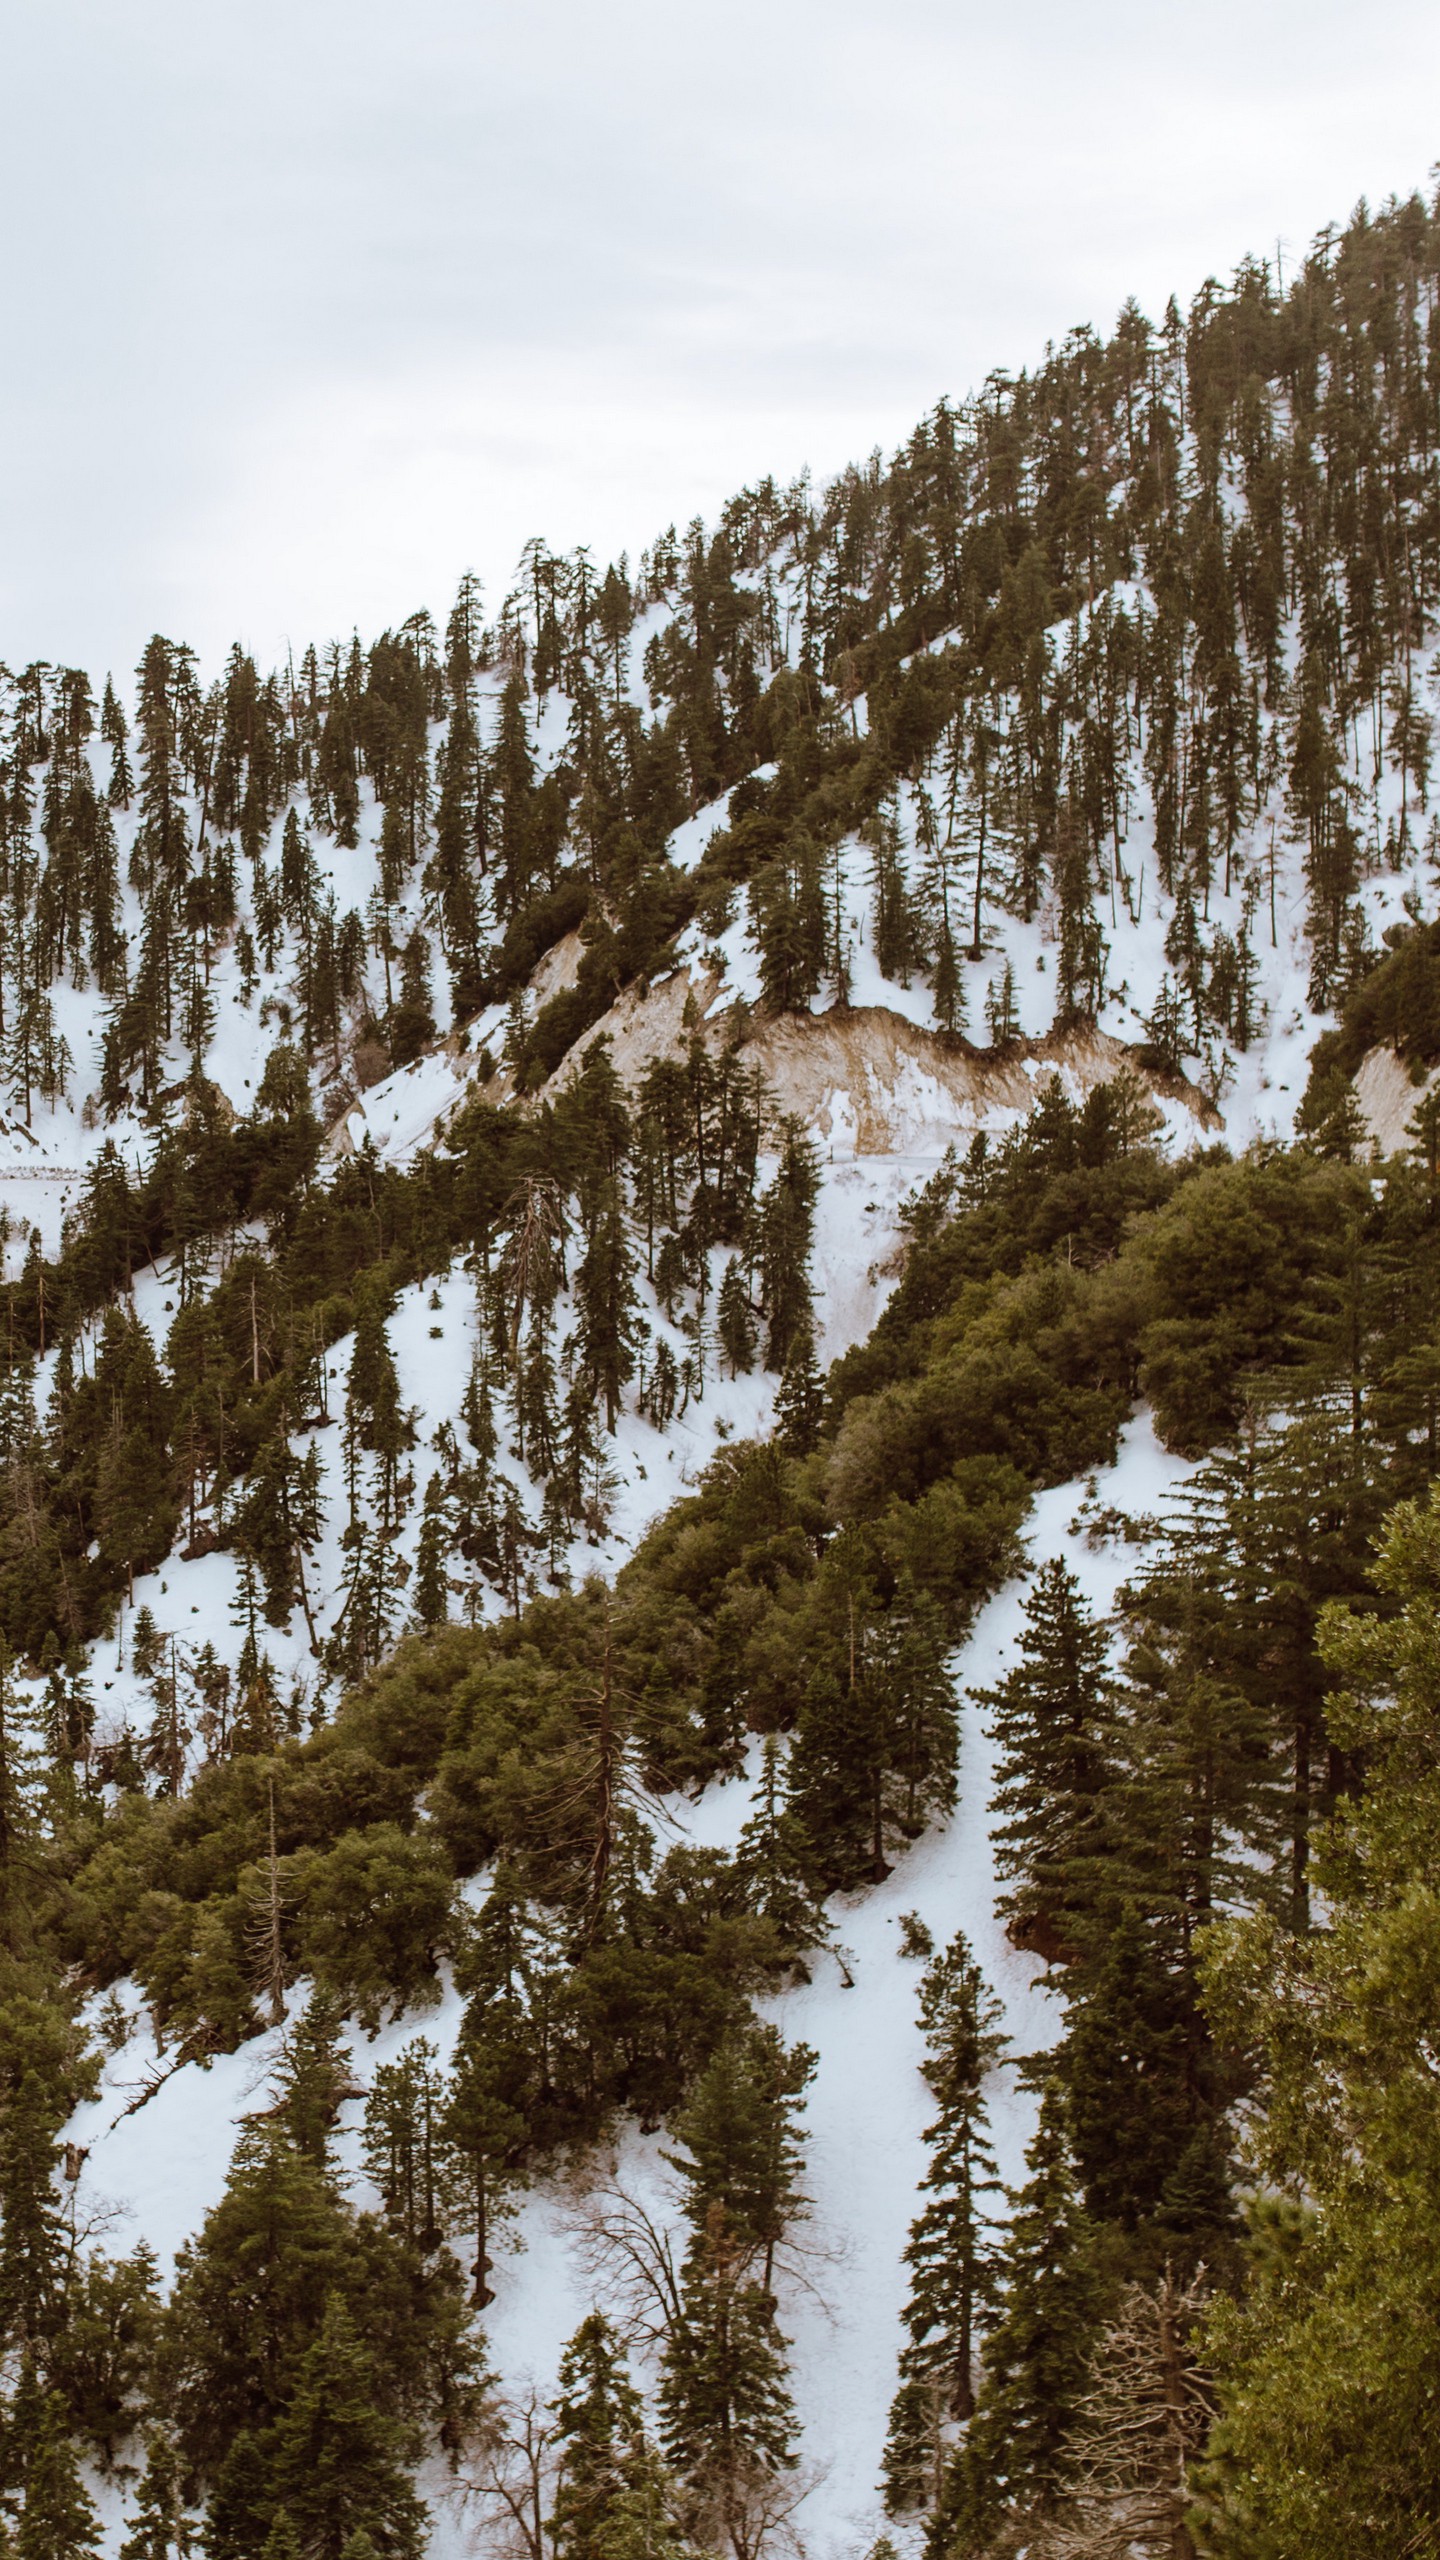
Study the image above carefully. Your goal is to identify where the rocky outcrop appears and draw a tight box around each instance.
[326,937,1219,1170]
[541,963,1218,1156]
[1354,1043,1440,1154]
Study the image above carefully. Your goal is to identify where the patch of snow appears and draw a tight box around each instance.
[75,1417,1197,2557]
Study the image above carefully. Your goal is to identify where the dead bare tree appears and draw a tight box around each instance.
[242,1772,290,2026]
[570,2181,686,2353]
[574,2133,839,2374]
[497,1177,568,1362]
[1026,2266,1212,2560]
[689,2453,818,2560]
[449,2386,557,2560]
[111,2044,207,2121]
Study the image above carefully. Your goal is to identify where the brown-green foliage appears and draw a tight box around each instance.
[1194,1488,1440,2556]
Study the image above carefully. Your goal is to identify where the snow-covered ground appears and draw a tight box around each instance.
[10,571,1434,2550]
[3,618,1432,1262]
[68,1121,920,1760]
[71,1415,1195,2557]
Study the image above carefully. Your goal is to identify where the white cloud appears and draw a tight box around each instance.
[1,0,1436,674]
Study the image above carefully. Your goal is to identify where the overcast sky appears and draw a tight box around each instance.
[1,0,1436,684]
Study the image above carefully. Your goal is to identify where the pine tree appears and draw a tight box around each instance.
[101,675,133,810]
[1190,1484,1440,2551]
[412,1476,451,1629]
[787,1556,958,1888]
[984,958,1019,1046]
[514,1313,560,1478]
[94,1325,177,1602]
[441,2026,528,2309]
[493,671,538,922]
[548,2313,673,2560]
[734,1738,830,1964]
[1058,1904,1228,2244]
[528,1611,654,1945]
[716,1259,756,1377]
[1144,1399,1381,1934]
[940,2091,1104,2549]
[344,1288,414,1531]
[462,1336,500,1475]
[773,1319,823,1454]
[131,634,195,899]
[1054,812,1106,1025]
[758,1121,819,1373]
[787,1622,893,1888]
[263,2294,426,2559]
[119,2430,194,2558]
[975,1561,1112,1960]
[750,834,825,1014]
[664,2026,815,2300]
[914,776,969,1038]
[238,1434,325,1644]
[882,1934,1006,2514]
[16,2393,101,2558]
[575,1181,640,1435]
[494,1477,535,1615]
[243,1772,288,2026]
[0,1646,43,1949]
[269,1994,359,2169]
[363,2038,445,2255]
[327,1515,410,1685]
[864,794,922,987]
[877,1573,960,1841]
[0,2071,67,2346]
[166,2125,355,2479]
[658,2204,798,2530]
[1294,1063,1368,1161]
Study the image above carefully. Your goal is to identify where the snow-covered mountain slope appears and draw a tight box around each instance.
[238,709,1436,1191]
[10,192,1440,2555]
[14,704,1407,1778]
[67,1146,906,1759]
[69,1415,1193,2559]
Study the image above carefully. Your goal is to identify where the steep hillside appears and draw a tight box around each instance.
[2,182,1440,2559]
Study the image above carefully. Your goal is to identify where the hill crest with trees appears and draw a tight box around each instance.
[0,181,1438,2555]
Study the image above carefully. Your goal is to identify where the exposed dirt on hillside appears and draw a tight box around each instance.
[327,937,1217,1166]
[540,961,1218,1154]
[1354,1043,1440,1153]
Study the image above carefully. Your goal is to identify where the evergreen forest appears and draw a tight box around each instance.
[1,182,1440,2555]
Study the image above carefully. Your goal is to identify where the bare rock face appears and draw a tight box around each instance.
[324,929,1218,1171]
[1354,1043,1440,1154]
[541,959,1217,1157]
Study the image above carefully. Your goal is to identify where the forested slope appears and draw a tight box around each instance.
[1,184,1440,2556]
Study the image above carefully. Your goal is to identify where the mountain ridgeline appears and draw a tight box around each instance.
[0,187,1438,2556]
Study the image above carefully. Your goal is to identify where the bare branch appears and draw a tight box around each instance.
[447,2384,557,2560]
[569,2181,685,2352]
